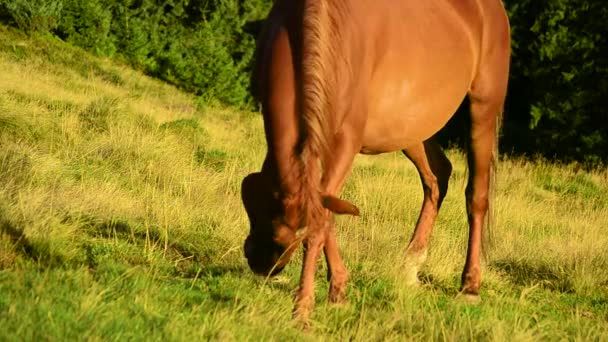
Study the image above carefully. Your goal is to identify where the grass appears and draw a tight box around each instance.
[1,25,607,340]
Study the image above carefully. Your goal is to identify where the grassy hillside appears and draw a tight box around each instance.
[1,25,607,340]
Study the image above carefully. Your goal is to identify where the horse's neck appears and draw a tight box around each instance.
[260,154,307,230]
[263,152,304,200]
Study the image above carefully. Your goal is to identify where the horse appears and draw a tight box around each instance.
[241,0,510,322]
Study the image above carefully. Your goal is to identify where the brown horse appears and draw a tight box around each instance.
[241,0,510,322]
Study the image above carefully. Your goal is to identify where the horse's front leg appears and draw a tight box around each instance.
[320,128,361,304]
[293,125,361,322]
[324,217,348,304]
[293,229,325,323]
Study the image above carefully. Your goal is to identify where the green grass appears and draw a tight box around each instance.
[1,25,607,340]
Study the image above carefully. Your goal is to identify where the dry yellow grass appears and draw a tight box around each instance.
[1,25,607,340]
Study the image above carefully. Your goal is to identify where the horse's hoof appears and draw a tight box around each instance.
[403,248,427,286]
[328,293,348,306]
[403,271,421,287]
[295,317,311,331]
[293,295,314,328]
[293,309,311,330]
[456,293,481,304]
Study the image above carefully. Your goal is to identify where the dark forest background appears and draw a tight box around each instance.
[1,0,606,166]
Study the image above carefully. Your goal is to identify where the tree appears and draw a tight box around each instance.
[504,0,608,165]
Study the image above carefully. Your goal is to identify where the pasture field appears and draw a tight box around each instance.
[1,26,607,340]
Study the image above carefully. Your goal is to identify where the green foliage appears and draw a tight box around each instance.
[504,0,608,166]
[1,0,273,108]
[0,0,62,32]
[57,0,115,56]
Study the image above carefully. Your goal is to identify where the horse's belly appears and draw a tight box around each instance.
[361,91,465,154]
[360,52,474,153]
[357,7,475,154]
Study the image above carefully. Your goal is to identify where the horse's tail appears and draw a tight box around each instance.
[299,0,336,226]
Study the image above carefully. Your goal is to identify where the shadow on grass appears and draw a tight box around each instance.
[73,215,218,264]
[185,263,295,292]
[491,258,575,293]
[418,272,460,296]
[178,264,248,279]
[0,219,65,266]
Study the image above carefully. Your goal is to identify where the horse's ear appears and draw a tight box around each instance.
[241,173,263,216]
[322,196,360,216]
[241,173,261,197]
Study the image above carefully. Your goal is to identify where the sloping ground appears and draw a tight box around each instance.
[0,25,607,340]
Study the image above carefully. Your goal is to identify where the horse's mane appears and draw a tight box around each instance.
[298,0,345,229]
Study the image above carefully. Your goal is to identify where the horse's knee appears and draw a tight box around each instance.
[431,153,451,208]
[423,140,451,206]
[421,174,441,208]
[466,187,489,215]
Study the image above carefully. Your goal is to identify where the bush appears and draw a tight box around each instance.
[504,0,608,166]
[57,0,115,56]
[1,0,273,108]
[0,0,63,32]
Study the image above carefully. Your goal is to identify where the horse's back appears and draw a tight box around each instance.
[252,0,510,153]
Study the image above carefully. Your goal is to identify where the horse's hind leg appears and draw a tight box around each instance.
[461,15,510,298]
[402,140,452,285]
[460,95,502,299]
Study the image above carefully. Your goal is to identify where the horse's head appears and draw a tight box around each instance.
[241,172,360,276]
[241,172,298,276]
